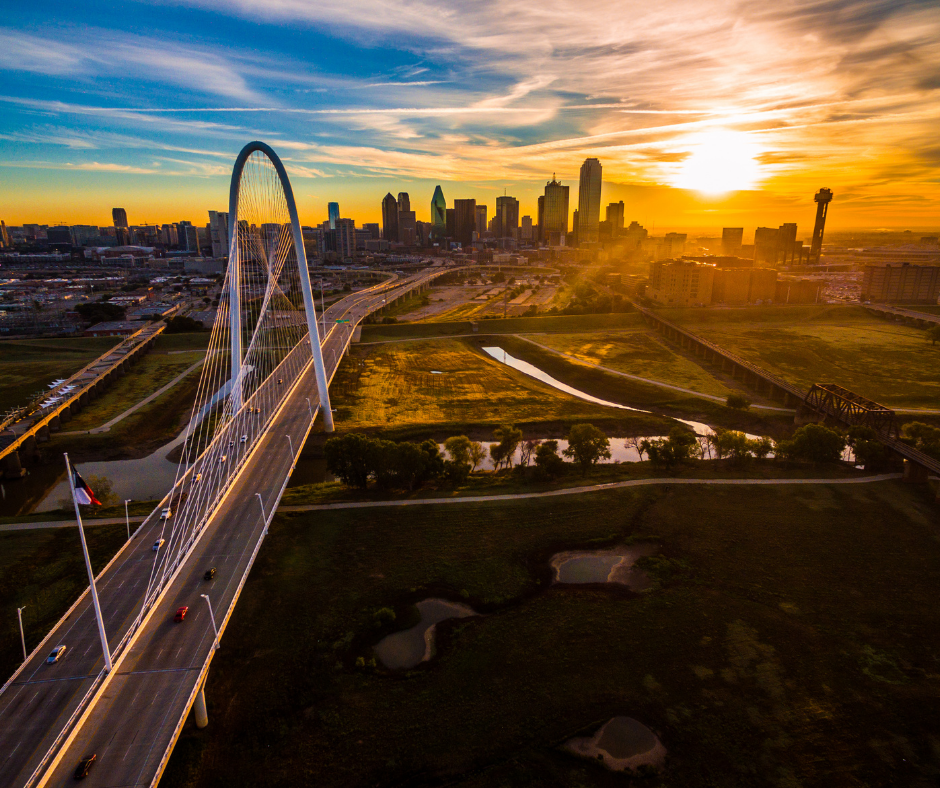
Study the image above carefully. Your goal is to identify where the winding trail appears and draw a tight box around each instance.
[3,473,907,530]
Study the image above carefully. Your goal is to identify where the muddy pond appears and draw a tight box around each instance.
[551,544,658,590]
[374,598,478,670]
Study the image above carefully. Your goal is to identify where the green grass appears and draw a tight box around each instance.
[161,479,940,787]
[153,333,212,352]
[0,524,128,679]
[525,330,735,398]
[662,306,940,408]
[326,337,676,440]
[0,336,119,413]
[64,351,203,431]
[360,312,644,342]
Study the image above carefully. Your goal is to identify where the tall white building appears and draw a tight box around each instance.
[577,158,602,245]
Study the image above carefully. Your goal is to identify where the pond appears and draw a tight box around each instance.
[565,716,667,771]
[374,598,477,670]
[33,430,187,512]
[551,544,658,590]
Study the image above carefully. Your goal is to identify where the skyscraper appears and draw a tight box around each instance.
[776,223,798,265]
[577,158,602,245]
[208,210,230,258]
[475,205,488,236]
[810,188,833,264]
[381,193,399,243]
[542,176,569,246]
[495,195,519,239]
[606,201,624,236]
[520,215,533,241]
[397,193,416,245]
[328,202,340,230]
[453,199,477,247]
[0,220,9,247]
[112,207,130,246]
[431,186,446,240]
[721,228,744,256]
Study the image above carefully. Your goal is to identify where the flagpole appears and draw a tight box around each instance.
[64,453,112,672]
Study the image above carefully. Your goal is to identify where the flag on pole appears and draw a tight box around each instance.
[72,470,102,506]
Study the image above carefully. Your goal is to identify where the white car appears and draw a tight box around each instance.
[160,508,172,520]
[240,435,248,443]
[152,539,165,552]
[47,645,66,664]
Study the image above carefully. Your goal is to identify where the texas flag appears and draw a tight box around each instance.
[72,470,102,506]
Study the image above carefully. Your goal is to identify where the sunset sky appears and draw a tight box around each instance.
[1,0,939,237]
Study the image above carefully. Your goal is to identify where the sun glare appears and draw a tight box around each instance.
[673,130,761,194]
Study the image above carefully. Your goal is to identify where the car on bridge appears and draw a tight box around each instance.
[160,507,172,519]
[204,567,216,581]
[74,754,96,780]
[174,606,189,623]
[46,645,66,664]
[240,434,248,443]
[152,539,165,551]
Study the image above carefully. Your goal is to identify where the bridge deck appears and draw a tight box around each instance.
[0,269,446,788]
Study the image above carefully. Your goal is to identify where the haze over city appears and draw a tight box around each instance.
[2,0,939,229]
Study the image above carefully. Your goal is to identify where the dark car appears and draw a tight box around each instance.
[174,606,189,623]
[74,754,96,779]
[204,567,216,581]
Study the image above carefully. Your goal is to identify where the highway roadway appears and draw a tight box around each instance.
[0,267,446,787]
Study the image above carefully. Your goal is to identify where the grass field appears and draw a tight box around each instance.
[0,524,127,680]
[328,338,676,440]
[360,312,644,342]
[663,306,940,408]
[526,330,734,398]
[0,336,119,413]
[64,350,203,431]
[161,479,940,787]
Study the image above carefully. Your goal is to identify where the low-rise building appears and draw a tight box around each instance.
[84,321,141,337]
[647,260,714,307]
[861,263,940,304]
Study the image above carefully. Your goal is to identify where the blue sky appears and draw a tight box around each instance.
[1,0,939,232]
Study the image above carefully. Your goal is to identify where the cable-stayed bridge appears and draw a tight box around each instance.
[0,142,450,787]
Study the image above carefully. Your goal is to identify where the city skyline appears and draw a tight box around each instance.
[0,0,939,230]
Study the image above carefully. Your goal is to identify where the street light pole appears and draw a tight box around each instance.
[17,606,26,662]
[124,499,132,540]
[200,594,220,650]
[305,397,314,422]
[286,434,295,462]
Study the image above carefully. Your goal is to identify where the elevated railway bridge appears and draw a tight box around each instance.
[634,303,940,483]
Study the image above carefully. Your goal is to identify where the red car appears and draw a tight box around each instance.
[174,606,189,623]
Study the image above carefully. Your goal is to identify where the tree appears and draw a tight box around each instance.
[900,421,940,460]
[325,433,376,488]
[641,438,674,469]
[76,302,125,324]
[712,429,751,464]
[519,439,541,467]
[726,393,751,411]
[165,315,207,333]
[58,474,118,511]
[444,435,472,467]
[776,423,846,464]
[492,424,523,469]
[747,436,775,460]
[695,434,712,459]
[534,440,566,479]
[927,325,940,345]
[846,426,888,469]
[625,436,647,461]
[468,441,487,473]
[667,426,697,463]
[563,424,611,475]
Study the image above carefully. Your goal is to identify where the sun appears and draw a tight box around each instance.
[672,130,762,194]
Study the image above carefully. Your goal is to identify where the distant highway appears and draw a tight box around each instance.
[0,267,449,788]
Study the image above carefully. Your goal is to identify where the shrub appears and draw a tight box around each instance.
[776,423,846,463]
[563,424,611,475]
[534,440,566,480]
[726,393,751,411]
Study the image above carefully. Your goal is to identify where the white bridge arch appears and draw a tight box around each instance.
[227,141,333,428]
